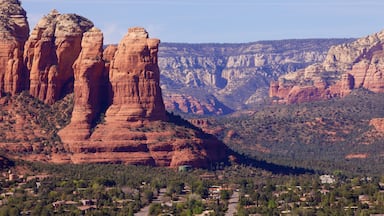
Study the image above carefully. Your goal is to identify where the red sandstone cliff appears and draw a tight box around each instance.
[58,27,105,141]
[24,10,93,104]
[107,27,166,122]
[270,30,384,103]
[58,27,227,168]
[0,4,228,167]
[0,0,29,96]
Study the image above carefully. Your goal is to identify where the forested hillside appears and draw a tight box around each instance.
[210,90,384,175]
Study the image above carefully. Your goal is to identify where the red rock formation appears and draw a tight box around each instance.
[107,27,166,121]
[270,30,384,104]
[349,45,384,92]
[370,118,384,133]
[103,45,117,66]
[24,10,93,104]
[0,0,29,96]
[59,27,104,142]
[102,45,117,106]
[59,27,227,168]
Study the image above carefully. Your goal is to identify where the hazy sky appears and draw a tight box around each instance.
[22,0,384,44]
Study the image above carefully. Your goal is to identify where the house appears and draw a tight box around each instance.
[52,200,66,209]
[359,195,370,204]
[178,165,192,172]
[320,175,336,184]
[80,199,97,206]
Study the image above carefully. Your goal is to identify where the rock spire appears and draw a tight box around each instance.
[0,0,29,96]
[24,10,94,104]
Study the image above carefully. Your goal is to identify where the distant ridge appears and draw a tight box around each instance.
[158,38,354,115]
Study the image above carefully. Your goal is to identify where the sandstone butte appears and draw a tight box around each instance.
[270,29,384,104]
[0,2,227,168]
[58,27,227,168]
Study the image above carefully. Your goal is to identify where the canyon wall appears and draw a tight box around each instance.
[270,30,384,104]
[158,39,353,114]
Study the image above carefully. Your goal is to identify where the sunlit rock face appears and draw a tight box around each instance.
[270,30,384,103]
[0,0,29,96]
[24,10,93,104]
[58,27,105,141]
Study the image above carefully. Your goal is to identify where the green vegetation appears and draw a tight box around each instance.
[214,90,384,175]
[0,92,73,154]
[0,162,228,215]
[1,78,384,214]
[1,163,384,215]
[235,172,384,215]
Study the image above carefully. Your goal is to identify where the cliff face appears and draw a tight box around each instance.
[107,27,166,122]
[58,27,105,141]
[270,30,384,104]
[0,1,229,168]
[58,27,227,168]
[24,10,93,104]
[0,0,29,96]
[158,39,353,114]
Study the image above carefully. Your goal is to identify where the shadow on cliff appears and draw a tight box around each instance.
[0,154,15,171]
[166,112,314,175]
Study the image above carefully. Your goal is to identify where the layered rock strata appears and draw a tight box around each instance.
[270,30,384,103]
[106,27,166,122]
[0,0,29,96]
[58,27,105,141]
[158,39,352,114]
[59,27,226,168]
[24,10,93,104]
[164,93,233,115]
[0,2,228,168]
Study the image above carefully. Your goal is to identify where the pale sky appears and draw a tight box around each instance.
[21,0,384,44]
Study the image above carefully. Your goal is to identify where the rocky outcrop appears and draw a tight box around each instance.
[58,27,227,168]
[106,27,166,122]
[103,44,117,73]
[158,39,353,113]
[0,0,29,96]
[370,118,384,133]
[24,10,93,104]
[58,27,105,141]
[270,30,384,103]
[64,120,227,168]
[0,1,228,168]
[164,93,233,115]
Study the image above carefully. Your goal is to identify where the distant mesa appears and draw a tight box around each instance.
[0,2,228,168]
[270,30,384,104]
[158,39,353,115]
